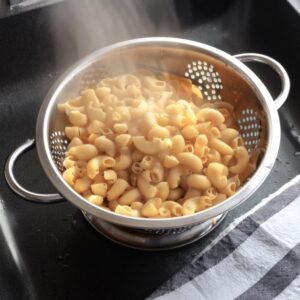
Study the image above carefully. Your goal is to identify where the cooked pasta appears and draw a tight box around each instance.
[58,71,258,218]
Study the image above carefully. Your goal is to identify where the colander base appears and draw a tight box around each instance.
[82,211,227,251]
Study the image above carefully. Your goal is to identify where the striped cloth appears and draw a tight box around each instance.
[148,176,300,300]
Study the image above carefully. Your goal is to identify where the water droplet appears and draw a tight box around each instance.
[57,255,64,261]
[63,264,70,269]
[71,220,77,230]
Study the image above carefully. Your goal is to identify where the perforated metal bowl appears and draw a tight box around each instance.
[5,38,290,250]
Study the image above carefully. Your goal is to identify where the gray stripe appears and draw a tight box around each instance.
[236,243,300,300]
[274,274,300,300]
[149,183,300,299]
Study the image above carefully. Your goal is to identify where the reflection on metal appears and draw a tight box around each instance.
[0,196,38,300]
[10,0,63,11]
[287,0,300,14]
[83,211,227,250]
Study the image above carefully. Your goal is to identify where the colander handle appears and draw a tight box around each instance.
[234,53,290,110]
[5,139,65,203]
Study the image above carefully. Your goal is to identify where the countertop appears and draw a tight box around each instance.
[0,0,299,299]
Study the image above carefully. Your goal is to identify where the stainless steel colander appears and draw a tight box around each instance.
[5,38,290,250]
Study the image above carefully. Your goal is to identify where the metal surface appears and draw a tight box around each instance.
[49,131,68,172]
[233,53,290,153]
[184,60,223,100]
[4,139,63,203]
[83,211,227,250]
[0,0,299,297]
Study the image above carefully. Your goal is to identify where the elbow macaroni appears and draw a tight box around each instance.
[59,72,257,218]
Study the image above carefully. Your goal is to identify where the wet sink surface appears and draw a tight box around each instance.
[0,0,299,299]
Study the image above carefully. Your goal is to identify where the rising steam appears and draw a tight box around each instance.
[51,0,179,59]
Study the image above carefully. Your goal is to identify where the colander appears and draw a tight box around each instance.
[5,38,290,250]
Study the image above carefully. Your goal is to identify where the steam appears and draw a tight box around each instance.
[51,0,179,59]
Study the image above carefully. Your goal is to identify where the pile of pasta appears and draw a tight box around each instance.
[58,72,256,218]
